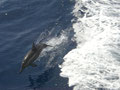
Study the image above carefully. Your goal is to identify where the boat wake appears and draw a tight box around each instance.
[60,0,120,90]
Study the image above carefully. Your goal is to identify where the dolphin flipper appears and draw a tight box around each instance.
[30,63,37,67]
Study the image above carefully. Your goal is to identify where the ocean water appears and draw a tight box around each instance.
[0,0,75,90]
[1,0,120,90]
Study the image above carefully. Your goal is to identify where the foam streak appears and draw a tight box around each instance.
[60,0,120,90]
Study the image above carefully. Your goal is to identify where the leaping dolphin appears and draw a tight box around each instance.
[19,42,51,74]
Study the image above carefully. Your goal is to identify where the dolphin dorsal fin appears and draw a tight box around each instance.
[32,42,37,51]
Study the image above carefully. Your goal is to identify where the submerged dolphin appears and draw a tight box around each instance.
[19,42,51,73]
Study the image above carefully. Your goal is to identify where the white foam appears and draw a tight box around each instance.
[60,0,120,90]
[38,30,69,68]
[37,30,68,59]
[46,30,68,47]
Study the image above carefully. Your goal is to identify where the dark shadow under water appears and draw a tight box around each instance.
[27,66,73,90]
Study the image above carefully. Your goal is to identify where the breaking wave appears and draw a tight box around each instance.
[60,0,120,90]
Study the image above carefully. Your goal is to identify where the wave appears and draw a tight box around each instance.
[60,0,120,90]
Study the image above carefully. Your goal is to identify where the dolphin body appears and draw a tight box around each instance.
[19,42,51,73]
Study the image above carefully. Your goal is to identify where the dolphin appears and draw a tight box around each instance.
[19,42,51,74]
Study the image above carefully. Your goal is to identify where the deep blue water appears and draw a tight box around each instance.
[0,0,75,90]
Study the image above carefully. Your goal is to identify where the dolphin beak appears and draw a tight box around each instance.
[19,67,25,74]
[19,68,23,74]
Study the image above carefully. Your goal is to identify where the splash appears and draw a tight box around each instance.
[60,0,120,90]
[37,30,68,56]
[36,29,69,69]
[46,30,68,47]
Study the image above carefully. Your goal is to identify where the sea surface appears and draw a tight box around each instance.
[0,0,75,90]
[1,0,120,90]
